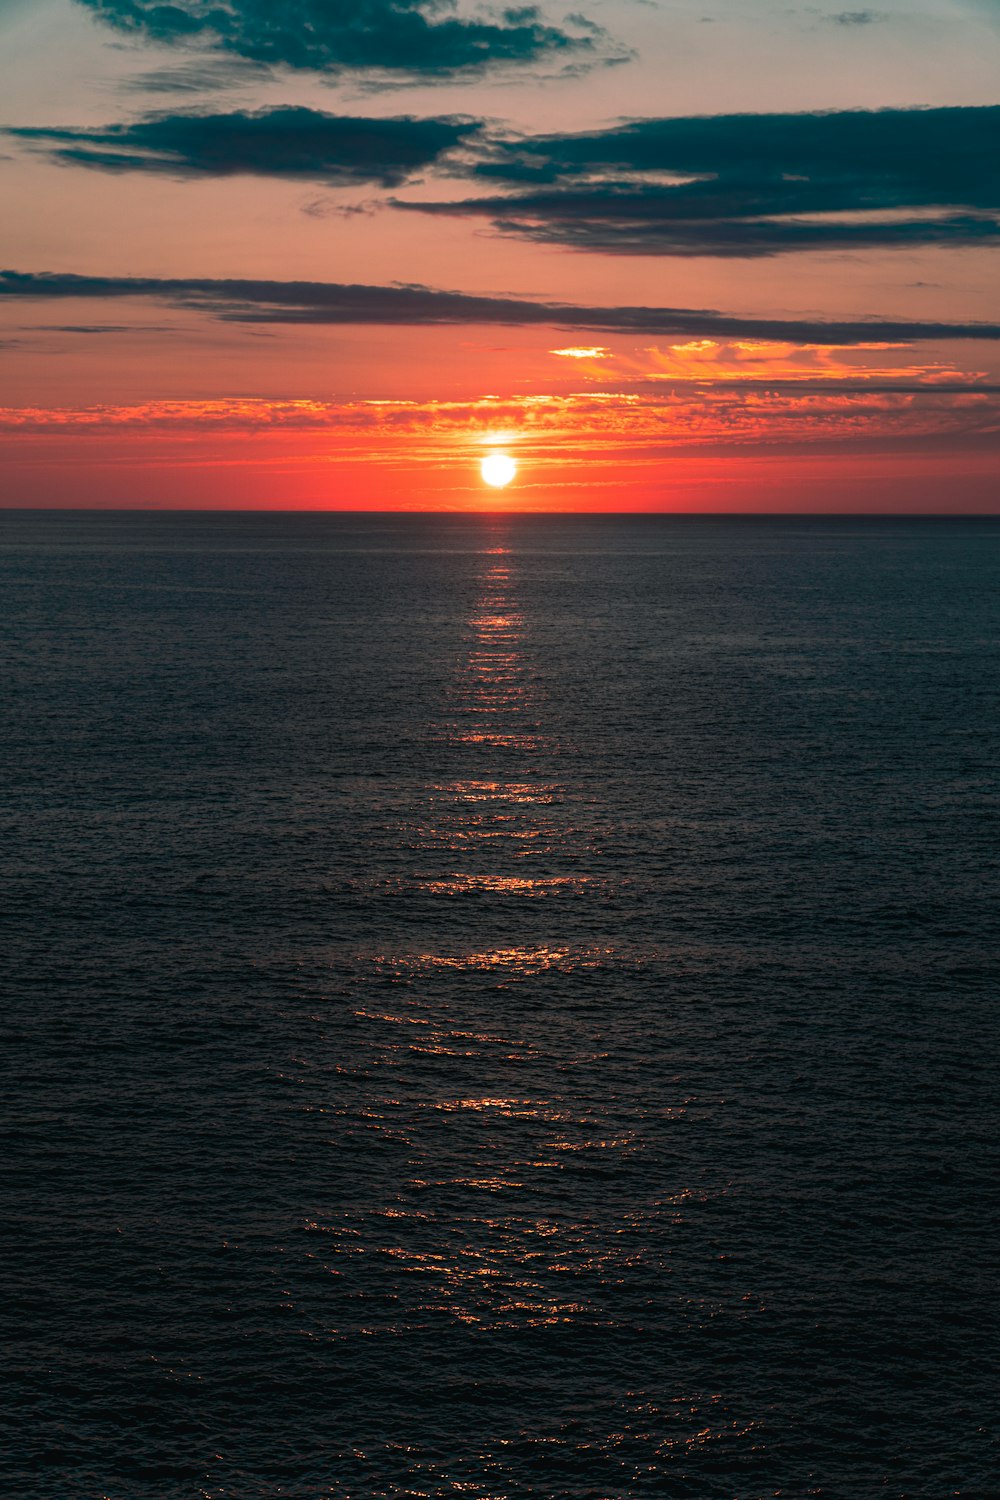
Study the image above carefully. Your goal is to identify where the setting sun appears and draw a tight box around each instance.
[480,453,517,489]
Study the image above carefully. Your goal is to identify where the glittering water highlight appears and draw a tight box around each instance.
[3,511,998,1499]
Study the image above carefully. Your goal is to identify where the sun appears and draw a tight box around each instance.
[480,453,517,488]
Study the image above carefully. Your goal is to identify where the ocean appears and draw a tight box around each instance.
[4,511,998,1498]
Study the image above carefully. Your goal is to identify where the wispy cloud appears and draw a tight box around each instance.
[74,0,618,81]
[399,105,1000,256]
[4,269,1000,343]
[118,59,273,95]
[4,387,998,459]
[15,103,1000,264]
[551,346,611,359]
[7,107,482,189]
[557,337,992,389]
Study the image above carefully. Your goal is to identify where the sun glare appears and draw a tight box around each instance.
[480,453,517,489]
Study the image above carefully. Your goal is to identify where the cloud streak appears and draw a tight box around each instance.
[401,105,1000,256]
[15,104,1000,261]
[74,0,610,80]
[398,198,1000,256]
[4,269,1000,344]
[4,388,998,459]
[8,108,482,188]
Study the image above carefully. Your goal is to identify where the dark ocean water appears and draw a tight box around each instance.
[3,511,999,1500]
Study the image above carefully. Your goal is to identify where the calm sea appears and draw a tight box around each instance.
[3,512,998,1499]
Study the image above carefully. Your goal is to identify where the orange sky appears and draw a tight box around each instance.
[1,0,999,509]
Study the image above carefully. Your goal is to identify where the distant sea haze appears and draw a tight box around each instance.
[4,512,998,1499]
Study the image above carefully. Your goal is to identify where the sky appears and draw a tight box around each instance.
[1,0,999,509]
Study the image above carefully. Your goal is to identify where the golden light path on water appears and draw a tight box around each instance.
[316,549,655,1312]
[284,531,761,1488]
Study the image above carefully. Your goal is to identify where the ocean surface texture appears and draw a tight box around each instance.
[4,512,998,1500]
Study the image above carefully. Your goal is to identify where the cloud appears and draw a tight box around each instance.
[399,198,1000,256]
[551,345,610,358]
[74,0,611,80]
[399,105,1000,256]
[31,324,137,333]
[470,106,1000,204]
[119,60,273,95]
[18,104,998,257]
[7,107,482,188]
[3,387,998,460]
[611,338,994,390]
[4,269,1000,344]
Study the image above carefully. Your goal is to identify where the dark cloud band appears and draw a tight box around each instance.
[400,200,1000,257]
[13,103,1000,260]
[74,0,605,78]
[405,105,1000,256]
[8,108,482,189]
[3,270,1000,343]
[472,106,1000,201]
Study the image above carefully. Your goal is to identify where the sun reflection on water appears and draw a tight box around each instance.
[280,532,756,1483]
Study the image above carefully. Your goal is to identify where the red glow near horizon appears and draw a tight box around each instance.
[3,347,999,511]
